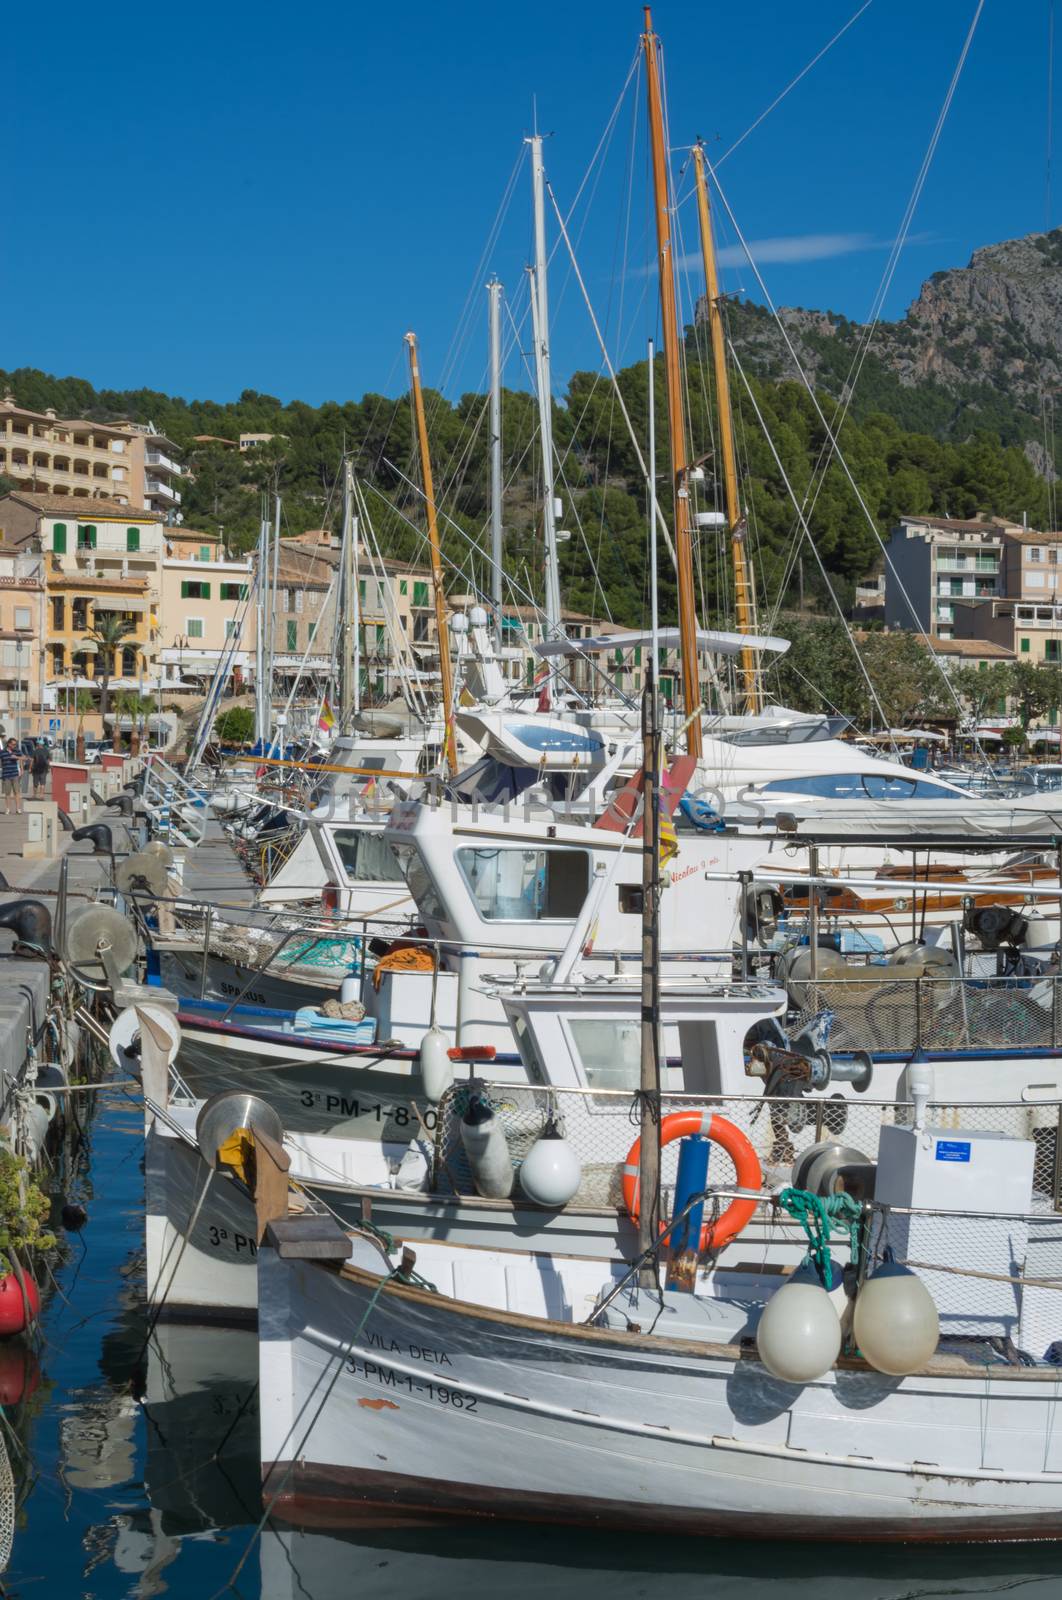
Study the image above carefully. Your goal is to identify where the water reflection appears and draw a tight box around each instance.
[260,1521,1062,1600]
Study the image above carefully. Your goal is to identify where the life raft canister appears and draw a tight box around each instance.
[622,1110,762,1252]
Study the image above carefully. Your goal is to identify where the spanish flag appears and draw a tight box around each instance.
[318,698,336,732]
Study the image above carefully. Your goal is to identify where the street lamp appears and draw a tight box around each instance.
[13,638,22,748]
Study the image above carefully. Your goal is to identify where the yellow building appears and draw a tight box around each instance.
[0,395,184,517]
[0,492,165,738]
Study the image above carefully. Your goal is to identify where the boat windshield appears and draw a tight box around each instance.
[718,723,832,747]
[330,828,407,883]
[456,846,589,921]
[759,773,957,800]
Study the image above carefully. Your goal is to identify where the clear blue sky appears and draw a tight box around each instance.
[3,1,1056,407]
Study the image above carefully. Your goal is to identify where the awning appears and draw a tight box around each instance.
[534,626,791,660]
[92,597,147,613]
[1029,729,1062,743]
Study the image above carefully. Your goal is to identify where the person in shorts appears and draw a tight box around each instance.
[1,740,24,816]
[30,742,50,799]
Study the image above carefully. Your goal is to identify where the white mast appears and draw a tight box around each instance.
[254,502,267,744]
[488,277,504,625]
[527,134,562,633]
[269,491,281,748]
[339,459,357,724]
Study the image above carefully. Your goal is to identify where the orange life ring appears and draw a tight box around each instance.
[622,1111,762,1253]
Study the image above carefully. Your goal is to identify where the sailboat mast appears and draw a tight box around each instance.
[528,134,563,634]
[488,277,504,624]
[405,332,458,775]
[637,665,663,1282]
[642,8,702,758]
[254,501,267,744]
[693,143,760,713]
[339,459,356,725]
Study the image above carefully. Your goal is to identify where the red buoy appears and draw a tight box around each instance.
[0,1344,40,1406]
[0,1271,40,1336]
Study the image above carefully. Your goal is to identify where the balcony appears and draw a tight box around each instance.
[145,451,183,477]
[146,477,181,503]
[937,558,998,573]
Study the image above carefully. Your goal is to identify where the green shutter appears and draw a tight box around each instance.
[126,527,140,552]
[200,545,210,560]
[77,524,96,549]
[286,621,297,650]
[400,580,408,597]
[359,579,366,600]
[307,621,316,643]
[1021,638,1031,654]
[180,581,190,598]
[413,581,429,607]
[201,583,211,599]
[53,523,67,554]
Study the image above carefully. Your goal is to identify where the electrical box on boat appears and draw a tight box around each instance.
[873,1125,1034,1340]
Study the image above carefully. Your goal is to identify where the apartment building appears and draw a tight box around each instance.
[122,424,185,518]
[0,396,184,518]
[0,547,46,729]
[944,529,1062,666]
[270,531,436,700]
[884,516,1016,638]
[159,550,255,692]
[0,494,164,735]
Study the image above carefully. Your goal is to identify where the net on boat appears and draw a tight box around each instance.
[433,1086,1062,1215]
[792,973,1062,1055]
[0,1422,14,1572]
[172,907,362,979]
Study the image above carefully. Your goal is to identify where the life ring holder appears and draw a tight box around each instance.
[622,1110,762,1253]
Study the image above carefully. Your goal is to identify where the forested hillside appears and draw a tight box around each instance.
[4,229,1057,630]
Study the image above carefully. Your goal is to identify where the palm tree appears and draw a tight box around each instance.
[81,616,138,740]
[74,690,93,764]
[115,691,156,755]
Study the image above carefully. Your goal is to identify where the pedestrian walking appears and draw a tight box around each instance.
[30,742,50,799]
[1,739,24,816]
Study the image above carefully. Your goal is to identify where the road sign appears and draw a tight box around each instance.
[48,719,60,729]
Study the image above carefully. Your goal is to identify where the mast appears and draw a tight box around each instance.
[405,332,458,774]
[268,491,281,749]
[339,458,357,725]
[693,142,760,713]
[637,664,663,1284]
[488,277,504,625]
[527,134,563,634]
[642,8,702,758]
[254,501,267,744]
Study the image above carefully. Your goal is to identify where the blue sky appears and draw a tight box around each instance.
[2,1,1056,406]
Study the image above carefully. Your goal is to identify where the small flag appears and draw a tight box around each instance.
[318,698,335,732]
[658,795,678,866]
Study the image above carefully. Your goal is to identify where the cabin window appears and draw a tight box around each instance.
[330,829,405,883]
[568,1018,641,1091]
[456,846,589,921]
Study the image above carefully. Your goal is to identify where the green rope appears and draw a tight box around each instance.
[351,1217,437,1294]
[777,1187,863,1283]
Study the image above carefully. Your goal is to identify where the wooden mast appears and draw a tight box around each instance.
[643,7,702,758]
[405,332,458,774]
[693,142,760,713]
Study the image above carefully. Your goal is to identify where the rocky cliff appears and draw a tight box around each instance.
[710,228,1062,474]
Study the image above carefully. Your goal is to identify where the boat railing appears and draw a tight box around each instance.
[141,754,207,846]
[432,1083,1062,1216]
[792,972,1062,1055]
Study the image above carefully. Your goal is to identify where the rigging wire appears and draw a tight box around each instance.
[714,0,875,170]
[702,4,987,744]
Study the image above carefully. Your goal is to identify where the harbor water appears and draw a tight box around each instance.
[5,1071,1062,1599]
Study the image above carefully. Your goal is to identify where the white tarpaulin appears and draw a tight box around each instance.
[534,626,790,660]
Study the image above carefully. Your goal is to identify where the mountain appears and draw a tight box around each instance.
[2,231,1059,628]
[716,227,1062,477]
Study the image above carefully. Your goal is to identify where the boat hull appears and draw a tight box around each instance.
[258,1250,1062,1542]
